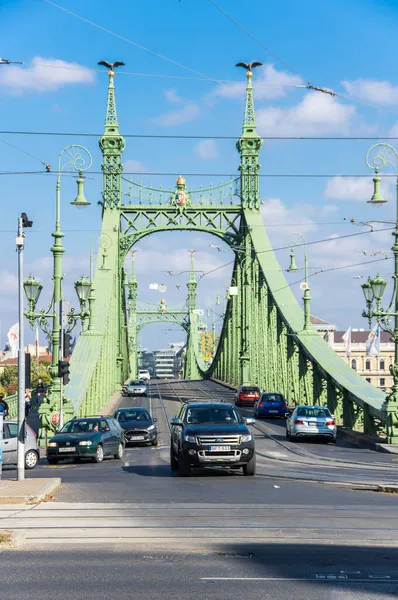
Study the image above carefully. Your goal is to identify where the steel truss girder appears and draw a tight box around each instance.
[119,205,241,257]
[136,310,188,332]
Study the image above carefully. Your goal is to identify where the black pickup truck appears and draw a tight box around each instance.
[170,402,256,477]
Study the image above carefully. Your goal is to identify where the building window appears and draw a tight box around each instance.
[351,359,357,370]
[365,360,371,370]
[380,378,385,387]
[366,378,371,383]
[380,359,385,371]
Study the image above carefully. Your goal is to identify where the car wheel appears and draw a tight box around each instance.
[114,442,124,460]
[25,450,39,470]
[93,444,104,463]
[47,457,59,465]
[243,454,256,476]
[178,453,191,477]
[151,438,158,446]
[170,447,178,471]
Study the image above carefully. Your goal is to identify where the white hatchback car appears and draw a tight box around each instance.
[3,420,40,469]
[286,405,337,443]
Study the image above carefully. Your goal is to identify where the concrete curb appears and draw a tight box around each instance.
[10,530,25,548]
[377,484,398,494]
[0,478,61,505]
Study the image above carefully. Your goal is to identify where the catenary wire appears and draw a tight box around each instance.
[206,0,302,78]
[205,0,398,118]
[3,130,398,140]
[43,0,216,81]
[197,226,395,281]
[0,170,396,177]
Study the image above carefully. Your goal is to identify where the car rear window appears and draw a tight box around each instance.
[262,394,284,403]
[241,387,260,393]
[296,407,331,418]
[116,410,150,422]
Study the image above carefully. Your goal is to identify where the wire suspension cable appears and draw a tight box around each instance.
[43,0,216,81]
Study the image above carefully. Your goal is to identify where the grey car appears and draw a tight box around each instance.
[286,405,337,443]
[3,421,40,469]
[124,379,147,397]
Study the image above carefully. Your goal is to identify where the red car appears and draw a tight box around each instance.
[235,385,261,407]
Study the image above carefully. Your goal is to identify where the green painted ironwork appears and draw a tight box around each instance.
[59,64,394,443]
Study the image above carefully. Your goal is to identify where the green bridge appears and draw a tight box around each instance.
[17,67,398,444]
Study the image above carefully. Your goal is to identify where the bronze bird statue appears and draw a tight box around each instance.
[97,60,125,70]
[236,61,263,72]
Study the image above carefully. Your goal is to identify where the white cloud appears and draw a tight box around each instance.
[163,89,184,104]
[256,92,355,136]
[123,159,146,174]
[194,139,218,160]
[261,198,317,237]
[0,57,94,95]
[341,78,398,106]
[0,271,18,296]
[151,102,201,126]
[215,64,303,100]
[324,175,393,202]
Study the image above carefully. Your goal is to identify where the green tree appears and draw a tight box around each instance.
[0,366,18,394]
[31,360,51,388]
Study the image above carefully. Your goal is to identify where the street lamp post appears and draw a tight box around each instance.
[24,145,92,438]
[287,232,312,331]
[362,143,398,443]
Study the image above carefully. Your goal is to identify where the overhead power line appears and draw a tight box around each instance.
[206,0,301,78]
[0,170,395,178]
[198,226,394,281]
[43,0,215,81]
[1,130,398,141]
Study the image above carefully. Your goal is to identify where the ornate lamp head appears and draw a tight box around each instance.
[368,169,387,207]
[361,278,374,303]
[71,172,91,209]
[287,249,299,272]
[23,274,42,305]
[74,275,91,304]
[371,273,388,300]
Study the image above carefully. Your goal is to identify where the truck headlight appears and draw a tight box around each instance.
[185,435,196,443]
[79,441,92,446]
[241,434,252,443]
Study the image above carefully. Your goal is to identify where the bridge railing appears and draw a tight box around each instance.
[198,208,389,440]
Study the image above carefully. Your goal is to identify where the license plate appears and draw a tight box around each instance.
[59,447,76,452]
[269,410,278,413]
[130,436,145,440]
[209,446,230,452]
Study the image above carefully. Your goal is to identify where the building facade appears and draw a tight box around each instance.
[311,316,393,392]
[139,343,185,379]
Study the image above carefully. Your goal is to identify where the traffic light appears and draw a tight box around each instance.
[63,332,73,358]
[58,360,70,385]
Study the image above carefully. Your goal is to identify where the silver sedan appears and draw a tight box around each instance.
[125,379,147,397]
[286,405,337,443]
[3,420,40,469]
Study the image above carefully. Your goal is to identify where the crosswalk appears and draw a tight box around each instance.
[1,503,398,546]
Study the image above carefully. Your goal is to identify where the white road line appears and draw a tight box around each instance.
[200,577,395,583]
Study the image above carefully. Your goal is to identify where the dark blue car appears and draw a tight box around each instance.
[254,393,287,419]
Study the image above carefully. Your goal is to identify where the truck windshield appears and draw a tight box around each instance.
[185,407,242,425]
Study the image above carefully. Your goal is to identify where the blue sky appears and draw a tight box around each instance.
[1,0,398,350]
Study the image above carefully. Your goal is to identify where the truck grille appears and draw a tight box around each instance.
[197,435,240,445]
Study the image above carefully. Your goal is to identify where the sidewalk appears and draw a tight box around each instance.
[0,478,61,505]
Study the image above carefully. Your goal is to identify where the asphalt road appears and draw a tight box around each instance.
[2,379,398,599]
[2,545,398,599]
[3,379,398,504]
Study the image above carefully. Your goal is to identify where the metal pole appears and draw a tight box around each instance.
[303,244,311,330]
[59,299,63,430]
[16,216,25,481]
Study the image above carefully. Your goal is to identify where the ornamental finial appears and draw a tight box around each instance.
[97,60,125,135]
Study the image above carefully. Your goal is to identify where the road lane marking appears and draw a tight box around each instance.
[200,577,396,583]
